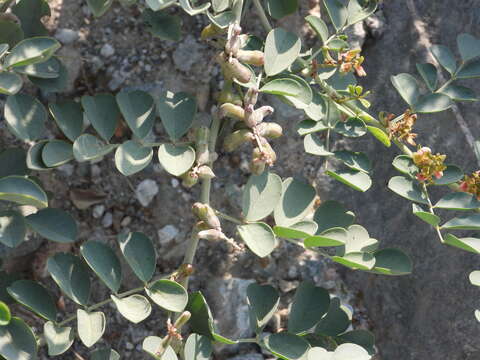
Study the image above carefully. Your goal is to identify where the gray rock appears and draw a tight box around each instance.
[157,225,179,246]
[172,35,204,72]
[102,212,113,228]
[100,43,115,58]
[57,46,82,93]
[135,179,159,207]
[228,354,264,360]
[55,28,79,44]
[92,204,105,219]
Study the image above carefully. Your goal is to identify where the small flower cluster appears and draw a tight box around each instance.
[412,146,447,183]
[460,171,480,199]
[319,48,367,77]
[383,110,418,146]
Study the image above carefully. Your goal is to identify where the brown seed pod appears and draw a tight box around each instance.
[219,102,245,120]
[244,105,274,128]
[257,122,283,139]
[236,50,265,66]
[244,86,259,107]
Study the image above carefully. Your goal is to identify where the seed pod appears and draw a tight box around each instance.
[173,311,191,330]
[200,23,225,39]
[223,129,255,152]
[244,86,259,107]
[218,82,243,105]
[260,140,277,165]
[244,105,274,128]
[198,165,216,179]
[236,50,265,66]
[219,103,245,120]
[225,24,242,57]
[197,229,228,241]
[257,122,283,139]
[225,57,252,84]
[181,170,199,188]
[192,203,221,230]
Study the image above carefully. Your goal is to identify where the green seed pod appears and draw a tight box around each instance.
[219,103,245,120]
[223,129,255,152]
[257,122,283,139]
[192,203,221,230]
[181,171,199,188]
[198,165,215,179]
[173,311,191,330]
[244,86,259,107]
[236,50,265,66]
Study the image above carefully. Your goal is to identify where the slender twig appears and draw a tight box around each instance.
[422,183,445,244]
[252,0,272,32]
[215,210,244,225]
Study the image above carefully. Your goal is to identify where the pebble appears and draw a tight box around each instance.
[108,71,125,90]
[170,178,179,188]
[135,179,159,207]
[55,28,79,44]
[121,216,132,227]
[125,342,134,350]
[100,43,115,58]
[92,204,105,219]
[157,225,179,246]
[102,212,113,228]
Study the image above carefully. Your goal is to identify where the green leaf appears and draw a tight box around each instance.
[118,232,156,283]
[82,94,119,142]
[158,144,196,176]
[391,73,420,106]
[0,43,9,59]
[304,133,334,156]
[440,84,477,102]
[469,271,480,287]
[314,200,354,234]
[0,210,26,248]
[0,148,28,177]
[146,279,188,312]
[340,224,378,254]
[367,125,391,147]
[304,91,326,121]
[49,101,84,142]
[15,56,59,78]
[333,117,367,137]
[412,204,440,226]
[325,70,356,91]
[296,119,329,136]
[4,93,46,141]
[206,10,236,29]
[431,45,456,75]
[433,165,463,185]
[0,176,48,208]
[157,91,197,141]
[81,241,122,293]
[416,63,438,91]
[434,192,480,211]
[5,37,60,68]
[73,134,117,162]
[326,169,372,192]
[323,0,348,30]
[43,321,74,356]
[178,0,211,15]
[347,0,377,25]
[26,208,77,243]
[370,248,412,276]
[457,33,480,62]
[264,332,311,360]
[29,59,68,93]
[336,330,375,355]
[0,20,24,48]
[413,93,452,113]
[0,317,37,360]
[444,234,480,254]
[288,281,330,334]
[260,78,304,97]
[111,294,152,324]
[237,222,277,258]
[332,343,370,360]
[392,155,417,177]
[273,221,318,239]
[12,0,50,37]
[332,251,375,270]
[387,176,428,204]
[116,90,156,139]
[41,140,74,167]
[91,348,121,360]
[307,347,330,358]
[334,150,370,173]
[246,283,279,333]
[264,28,301,76]
[315,297,350,336]
[456,58,480,79]
[184,334,213,360]
[304,227,348,247]
[115,140,153,176]
[186,292,215,339]
[77,309,106,348]
[442,214,480,230]
[143,9,182,42]
[47,252,91,306]
[143,339,177,360]
[7,280,56,321]
[0,301,11,326]
[305,15,329,44]
[0,72,23,95]
[146,0,176,11]
[211,0,230,12]
[87,0,114,16]
[266,0,298,19]
[274,178,317,227]
[242,170,283,222]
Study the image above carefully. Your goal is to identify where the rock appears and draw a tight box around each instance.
[57,46,82,93]
[92,205,105,219]
[157,225,179,246]
[135,179,159,207]
[109,71,126,91]
[102,212,113,228]
[54,28,79,44]
[100,43,115,58]
[172,35,204,72]
[228,354,264,360]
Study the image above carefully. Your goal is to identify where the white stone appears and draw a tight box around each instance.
[157,225,179,245]
[92,204,105,219]
[55,28,79,44]
[135,179,159,207]
[102,212,113,228]
[100,43,115,57]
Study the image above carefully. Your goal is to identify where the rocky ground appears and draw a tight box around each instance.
[2,0,480,359]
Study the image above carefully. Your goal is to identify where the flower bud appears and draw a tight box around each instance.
[197,228,228,241]
[223,129,255,152]
[198,165,216,179]
[236,50,265,66]
[225,24,242,57]
[192,203,221,230]
[173,311,191,330]
[219,103,245,120]
[181,170,199,188]
[244,86,259,107]
[244,105,274,128]
[256,122,283,139]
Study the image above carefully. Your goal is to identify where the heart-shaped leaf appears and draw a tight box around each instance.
[0,317,37,360]
[388,176,428,204]
[238,222,277,258]
[4,93,46,141]
[264,28,301,76]
[5,37,60,68]
[73,134,117,162]
[49,101,84,142]
[442,214,480,230]
[333,117,367,137]
[157,91,197,141]
[41,140,74,167]
[315,297,350,336]
[43,321,74,356]
[264,332,311,360]
[116,90,156,139]
[0,210,26,248]
[77,309,106,348]
[456,58,480,79]
[296,119,329,136]
[304,134,334,156]
[0,72,23,95]
[28,59,68,93]
[143,339,177,360]
[332,252,376,270]
[118,232,156,283]
[273,220,318,239]
[369,248,412,276]
[313,200,355,234]
[247,283,279,333]
[47,252,91,306]
[274,178,316,227]
[333,343,370,360]
[26,208,77,243]
[184,333,213,360]
[341,225,378,254]
[243,171,283,222]
[336,329,375,355]
[413,93,452,113]
[82,94,119,142]
[304,227,348,247]
[433,165,463,185]
[7,280,56,321]
[81,241,122,293]
[434,192,480,211]
[115,140,153,176]
[266,0,298,19]
[392,155,417,177]
[158,144,196,176]
[111,294,152,323]
[457,33,480,62]
[0,176,48,208]
[323,0,348,30]
[326,169,372,192]
[146,279,188,312]
[440,84,477,102]
[347,0,377,25]
[12,0,50,37]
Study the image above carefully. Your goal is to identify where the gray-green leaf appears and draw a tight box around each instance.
[264,28,301,76]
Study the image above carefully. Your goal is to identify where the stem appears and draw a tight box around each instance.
[422,183,445,244]
[252,0,272,32]
[215,210,244,225]
[284,238,332,259]
[325,128,331,171]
